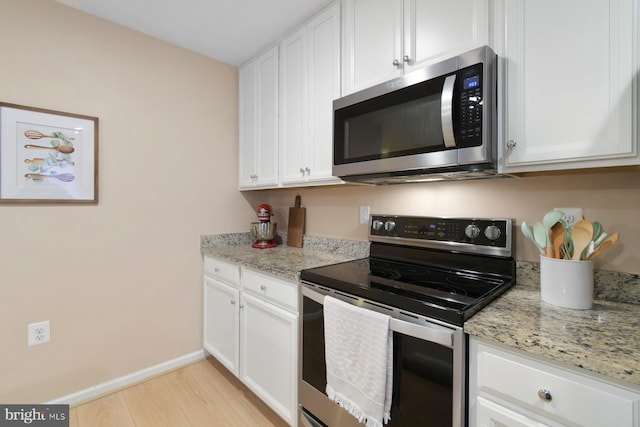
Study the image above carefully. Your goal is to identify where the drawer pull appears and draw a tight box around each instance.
[214,267,220,273]
[230,300,236,305]
[538,389,552,402]
[260,285,267,292]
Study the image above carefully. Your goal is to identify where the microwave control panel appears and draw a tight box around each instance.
[457,63,483,146]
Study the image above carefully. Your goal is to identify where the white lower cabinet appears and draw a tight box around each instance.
[203,257,298,426]
[203,276,240,376]
[240,292,297,423]
[469,337,640,427]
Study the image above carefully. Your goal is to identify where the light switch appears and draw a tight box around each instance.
[359,206,370,224]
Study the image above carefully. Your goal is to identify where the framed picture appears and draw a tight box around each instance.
[0,102,98,203]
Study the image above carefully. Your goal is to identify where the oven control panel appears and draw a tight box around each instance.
[370,215,512,256]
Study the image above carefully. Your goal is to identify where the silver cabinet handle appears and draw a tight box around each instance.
[392,59,402,68]
[441,74,457,148]
[305,167,311,175]
[507,140,517,149]
[231,300,236,305]
[403,55,412,64]
[214,267,220,273]
[239,304,244,309]
[538,389,552,401]
[300,168,305,175]
[260,285,267,291]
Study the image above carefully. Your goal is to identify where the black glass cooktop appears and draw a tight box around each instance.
[300,243,515,326]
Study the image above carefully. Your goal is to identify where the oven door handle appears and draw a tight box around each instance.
[302,285,455,348]
[389,317,453,348]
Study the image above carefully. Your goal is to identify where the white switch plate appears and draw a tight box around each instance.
[554,207,583,228]
[359,206,370,224]
[28,320,50,346]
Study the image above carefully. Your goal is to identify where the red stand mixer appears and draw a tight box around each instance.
[251,204,278,249]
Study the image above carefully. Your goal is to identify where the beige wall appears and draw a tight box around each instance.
[246,168,640,274]
[0,0,254,403]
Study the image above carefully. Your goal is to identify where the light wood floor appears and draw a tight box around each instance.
[69,357,289,427]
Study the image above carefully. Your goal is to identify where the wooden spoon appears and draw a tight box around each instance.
[551,222,565,259]
[571,225,593,260]
[24,144,74,154]
[24,158,75,166]
[25,173,75,182]
[24,130,74,140]
[586,233,619,260]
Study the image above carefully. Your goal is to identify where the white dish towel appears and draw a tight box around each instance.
[323,296,393,427]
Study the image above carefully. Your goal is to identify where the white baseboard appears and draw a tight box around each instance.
[46,349,207,406]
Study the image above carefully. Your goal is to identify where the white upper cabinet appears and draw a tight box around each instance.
[279,3,342,186]
[497,0,640,173]
[238,47,279,189]
[342,0,489,95]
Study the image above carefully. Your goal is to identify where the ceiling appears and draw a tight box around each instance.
[57,0,333,66]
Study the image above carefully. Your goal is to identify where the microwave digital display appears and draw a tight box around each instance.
[463,75,479,90]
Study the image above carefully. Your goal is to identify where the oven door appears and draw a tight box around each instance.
[299,283,466,427]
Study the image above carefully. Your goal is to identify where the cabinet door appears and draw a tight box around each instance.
[238,62,258,188]
[342,0,403,94]
[239,47,279,189]
[500,0,638,172]
[279,27,308,185]
[240,292,298,425]
[306,2,342,183]
[203,276,239,376]
[280,3,343,186]
[403,0,489,73]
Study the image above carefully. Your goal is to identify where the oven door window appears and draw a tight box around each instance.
[302,295,454,426]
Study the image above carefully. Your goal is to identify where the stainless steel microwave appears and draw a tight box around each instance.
[333,45,499,184]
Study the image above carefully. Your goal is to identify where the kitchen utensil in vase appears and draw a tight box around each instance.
[533,222,553,257]
[571,220,594,260]
[586,233,619,260]
[521,221,544,254]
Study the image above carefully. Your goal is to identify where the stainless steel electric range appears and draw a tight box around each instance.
[299,215,515,427]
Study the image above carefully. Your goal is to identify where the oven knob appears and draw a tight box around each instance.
[372,220,384,231]
[384,220,396,232]
[465,224,480,239]
[485,225,502,240]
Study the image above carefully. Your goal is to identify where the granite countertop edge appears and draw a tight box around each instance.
[201,235,640,390]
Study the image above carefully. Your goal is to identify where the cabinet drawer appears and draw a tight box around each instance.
[204,256,240,286]
[476,342,639,426]
[242,269,298,313]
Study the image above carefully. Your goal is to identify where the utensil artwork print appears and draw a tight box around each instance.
[25,173,75,182]
[521,210,620,261]
[24,144,75,154]
[22,129,76,184]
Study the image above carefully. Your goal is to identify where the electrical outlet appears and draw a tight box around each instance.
[359,206,370,224]
[28,320,50,346]
[554,208,583,228]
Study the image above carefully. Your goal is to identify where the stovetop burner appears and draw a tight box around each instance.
[300,215,516,326]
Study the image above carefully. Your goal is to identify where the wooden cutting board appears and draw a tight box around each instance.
[287,195,305,248]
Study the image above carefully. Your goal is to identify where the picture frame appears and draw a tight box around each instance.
[0,102,98,203]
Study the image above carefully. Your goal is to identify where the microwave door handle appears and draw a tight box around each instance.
[441,74,457,148]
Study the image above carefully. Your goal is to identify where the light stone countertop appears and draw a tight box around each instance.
[465,262,640,389]
[201,234,640,389]
[200,232,369,283]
